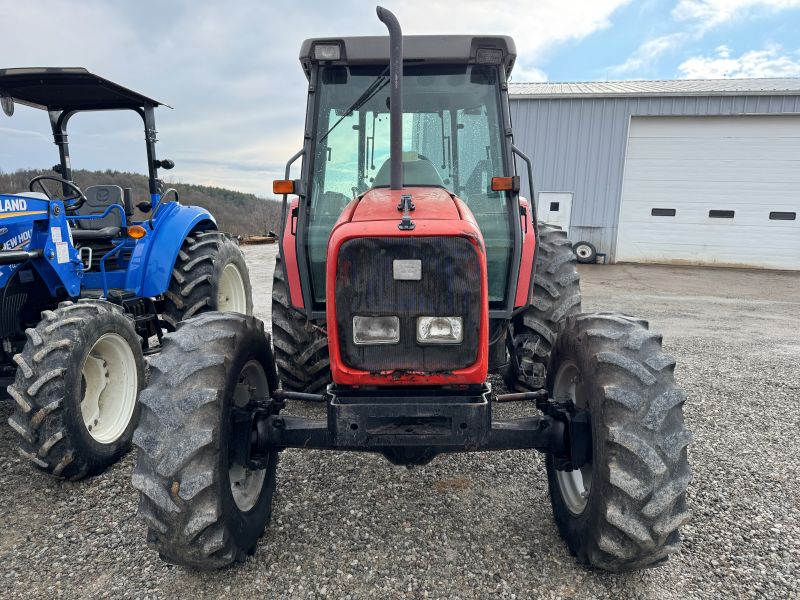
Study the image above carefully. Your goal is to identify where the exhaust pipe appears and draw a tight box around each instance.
[376,6,403,191]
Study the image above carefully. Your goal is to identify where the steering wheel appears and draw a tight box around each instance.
[28,175,87,210]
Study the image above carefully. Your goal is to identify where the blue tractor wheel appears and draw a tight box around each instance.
[163,230,253,329]
[7,300,145,479]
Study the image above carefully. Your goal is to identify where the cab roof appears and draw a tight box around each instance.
[299,35,516,79]
[0,67,165,112]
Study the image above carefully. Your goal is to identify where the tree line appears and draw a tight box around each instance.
[0,168,283,238]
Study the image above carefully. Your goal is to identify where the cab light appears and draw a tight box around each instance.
[417,316,463,344]
[314,43,342,61]
[476,47,504,64]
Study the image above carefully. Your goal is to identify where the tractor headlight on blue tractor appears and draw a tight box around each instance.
[353,315,400,345]
[416,316,463,345]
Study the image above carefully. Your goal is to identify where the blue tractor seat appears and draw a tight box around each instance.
[71,185,127,241]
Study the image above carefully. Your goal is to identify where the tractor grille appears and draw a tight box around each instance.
[0,287,28,338]
[0,267,50,339]
[335,236,482,372]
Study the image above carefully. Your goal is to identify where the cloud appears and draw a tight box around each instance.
[673,0,800,30]
[609,33,688,76]
[678,43,800,78]
[607,0,800,77]
[0,0,628,194]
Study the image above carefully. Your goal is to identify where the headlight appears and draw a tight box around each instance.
[416,316,463,344]
[353,316,400,345]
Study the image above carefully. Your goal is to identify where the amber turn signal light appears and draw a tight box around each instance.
[127,225,147,239]
[491,176,520,192]
[273,179,296,195]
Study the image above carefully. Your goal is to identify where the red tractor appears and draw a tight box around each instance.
[132,7,692,571]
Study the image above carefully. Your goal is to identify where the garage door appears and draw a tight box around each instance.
[616,115,800,269]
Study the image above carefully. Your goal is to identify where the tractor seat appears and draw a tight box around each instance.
[372,154,446,188]
[71,185,125,241]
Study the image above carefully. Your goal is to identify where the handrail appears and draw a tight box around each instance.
[512,144,536,224]
[149,188,179,230]
[64,203,131,297]
[279,149,304,244]
[98,241,126,298]
[65,203,128,229]
[512,144,540,313]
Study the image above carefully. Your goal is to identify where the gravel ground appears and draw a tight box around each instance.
[1,243,798,599]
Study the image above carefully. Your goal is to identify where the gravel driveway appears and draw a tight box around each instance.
[1,243,798,599]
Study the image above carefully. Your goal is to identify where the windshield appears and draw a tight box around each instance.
[306,64,512,305]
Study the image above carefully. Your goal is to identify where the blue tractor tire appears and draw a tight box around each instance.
[7,300,145,479]
[163,231,253,329]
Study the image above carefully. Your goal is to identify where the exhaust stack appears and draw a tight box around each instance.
[376,6,403,191]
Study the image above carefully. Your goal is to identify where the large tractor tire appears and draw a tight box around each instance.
[271,255,330,393]
[7,300,145,479]
[545,313,692,571]
[132,312,279,570]
[504,223,582,391]
[163,230,253,329]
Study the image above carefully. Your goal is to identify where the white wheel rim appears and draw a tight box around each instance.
[218,263,247,313]
[553,360,593,515]
[575,245,592,259]
[80,333,138,444]
[229,360,267,512]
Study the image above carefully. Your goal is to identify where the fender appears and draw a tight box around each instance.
[281,197,304,309]
[514,196,536,307]
[130,202,216,297]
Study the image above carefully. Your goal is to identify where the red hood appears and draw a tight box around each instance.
[349,187,461,223]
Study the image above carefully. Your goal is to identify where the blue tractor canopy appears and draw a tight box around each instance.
[0,67,171,197]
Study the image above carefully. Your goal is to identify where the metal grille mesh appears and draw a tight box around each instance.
[335,236,482,372]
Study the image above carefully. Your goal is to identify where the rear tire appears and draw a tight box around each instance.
[271,255,330,393]
[545,313,692,571]
[163,230,253,329]
[504,223,581,391]
[132,312,279,570]
[7,300,144,479]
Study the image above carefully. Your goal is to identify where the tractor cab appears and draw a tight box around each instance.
[281,35,528,318]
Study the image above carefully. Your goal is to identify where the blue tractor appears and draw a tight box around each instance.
[0,68,253,479]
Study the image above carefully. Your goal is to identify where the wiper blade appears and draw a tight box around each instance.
[318,67,390,144]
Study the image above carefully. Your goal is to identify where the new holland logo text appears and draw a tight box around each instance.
[2,229,32,250]
[0,198,28,212]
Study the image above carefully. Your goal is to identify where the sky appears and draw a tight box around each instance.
[1,0,800,197]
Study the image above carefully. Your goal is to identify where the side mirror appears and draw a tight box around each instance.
[155,159,175,170]
[1,94,14,117]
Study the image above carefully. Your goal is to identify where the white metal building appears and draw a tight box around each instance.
[509,79,800,269]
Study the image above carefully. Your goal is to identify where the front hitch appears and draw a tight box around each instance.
[536,395,592,471]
